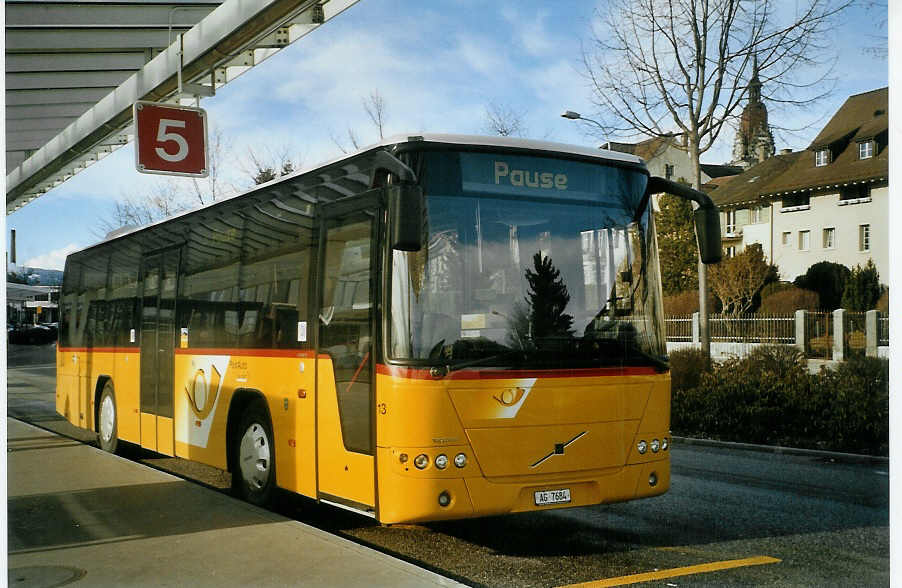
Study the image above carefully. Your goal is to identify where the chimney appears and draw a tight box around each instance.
[779,148,793,155]
[10,229,16,264]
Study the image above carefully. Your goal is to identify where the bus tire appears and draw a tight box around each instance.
[97,382,119,454]
[232,401,276,507]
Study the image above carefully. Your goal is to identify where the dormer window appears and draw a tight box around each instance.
[859,140,874,159]
[815,149,830,167]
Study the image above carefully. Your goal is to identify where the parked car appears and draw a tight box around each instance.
[8,324,56,345]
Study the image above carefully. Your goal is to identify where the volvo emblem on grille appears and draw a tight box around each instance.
[530,431,588,468]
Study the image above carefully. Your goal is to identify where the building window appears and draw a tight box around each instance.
[799,230,810,251]
[749,205,769,224]
[859,224,870,252]
[725,246,736,258]
[781,192,810,211]
[859,140,874,159]
[782,231,791,246]
[815,149,830,167]
[725,210,736,233]
[823,227,835,249]
[665,163,675,180]
[839,184,871,204]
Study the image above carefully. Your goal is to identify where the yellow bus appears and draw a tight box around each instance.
[56,134,720,523]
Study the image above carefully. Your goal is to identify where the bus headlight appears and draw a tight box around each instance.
[637,440,648,454]
[435,454,448,470]
[650,439,660,453]
[414,454,429,469]
[662,437,669,451]
[454,453,467,468]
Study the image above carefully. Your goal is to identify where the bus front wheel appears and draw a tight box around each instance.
[232,401,275,506]
[97,382,119,454]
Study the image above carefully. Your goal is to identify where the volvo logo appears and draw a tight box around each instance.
[530,431,588,468]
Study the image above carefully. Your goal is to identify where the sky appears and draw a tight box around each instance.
[6,0,889,271]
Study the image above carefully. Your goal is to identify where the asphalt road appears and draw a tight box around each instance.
[8,344,889,587]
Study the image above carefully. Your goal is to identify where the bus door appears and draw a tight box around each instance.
[316,195,380,512]
[139,248,180,455]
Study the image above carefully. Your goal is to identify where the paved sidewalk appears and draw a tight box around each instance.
[8,418,465,587]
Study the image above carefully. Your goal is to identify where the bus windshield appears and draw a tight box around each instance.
[390,150,667,370]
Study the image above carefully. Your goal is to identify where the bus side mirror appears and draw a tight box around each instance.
[694,206,722,264]
[645,176,722,264]
[388,184,424,251]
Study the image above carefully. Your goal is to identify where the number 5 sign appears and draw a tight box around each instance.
[134,101,208,177]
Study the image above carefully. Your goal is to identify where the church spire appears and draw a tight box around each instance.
[731,53,774,168]
[748,54,762,104]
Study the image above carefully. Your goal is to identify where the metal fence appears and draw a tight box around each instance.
[709,314,795,344]
[879,315,890,347]
[805,311,833,359]
[844,311,867,358]
[665,314,693,342]
[664,310,889,359]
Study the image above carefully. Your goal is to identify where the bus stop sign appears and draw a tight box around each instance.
[134,101,208,177]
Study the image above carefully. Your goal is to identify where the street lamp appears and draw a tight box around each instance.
[560,110,605,130]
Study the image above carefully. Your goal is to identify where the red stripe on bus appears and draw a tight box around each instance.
[58,347,139,353]
[173,348,318,358]
[376,364,659,380]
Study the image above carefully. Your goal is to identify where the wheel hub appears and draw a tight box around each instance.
[100,394,115,443]
[239,423,271,489]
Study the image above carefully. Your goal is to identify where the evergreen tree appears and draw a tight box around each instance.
[841,259,881,311]
[525,253,574,338]
[794,261,850,310]
[655,193,698,295]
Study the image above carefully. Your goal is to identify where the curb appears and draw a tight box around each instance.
[672,436,889,465]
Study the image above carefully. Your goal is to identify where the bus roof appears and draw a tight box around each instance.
[73,134,647,259]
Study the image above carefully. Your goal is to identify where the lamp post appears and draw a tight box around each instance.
[560,110,605,130]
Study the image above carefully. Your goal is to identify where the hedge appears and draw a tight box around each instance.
[670,346,888,456]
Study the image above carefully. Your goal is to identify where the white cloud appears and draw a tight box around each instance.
[501,6,555,56]
[24,243,81,271]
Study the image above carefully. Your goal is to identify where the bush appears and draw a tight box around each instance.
[758,285,819,313]
[671,346,888,455]
[794,261,850,310]
[672,346,809,445]
[842,259,882,311]
[876,289,889,313]
[664,290,700,314]
[663,289,719,315]
[669,348,711,392]
[814,356,889,455]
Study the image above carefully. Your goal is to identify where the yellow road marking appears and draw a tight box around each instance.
[558,556,781,587]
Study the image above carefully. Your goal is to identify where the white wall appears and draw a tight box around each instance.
[771,186,888,282]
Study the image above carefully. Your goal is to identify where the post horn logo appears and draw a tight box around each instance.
[494,387,527,407]
[185,365,221,420]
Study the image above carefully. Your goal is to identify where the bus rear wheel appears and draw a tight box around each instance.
[232,402,275,507]
[97,382,119,454]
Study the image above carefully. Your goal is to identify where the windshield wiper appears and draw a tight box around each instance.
[437,349,523,377]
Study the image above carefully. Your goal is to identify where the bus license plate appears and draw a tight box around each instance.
[534,488,571,506]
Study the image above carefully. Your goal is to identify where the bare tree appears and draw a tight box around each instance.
[243,145,301,185]
[97,181,187,237]
[98,126,232,236]
[709,243,771,315]
[583,0,848,356]
[188,127,229,206]
[329,128,362,154]
[482,101,528,137]
[363,89,388,140]
[330,89,390,153]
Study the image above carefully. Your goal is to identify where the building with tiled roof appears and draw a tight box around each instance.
[708,87,888,281]
[603,135,742,189]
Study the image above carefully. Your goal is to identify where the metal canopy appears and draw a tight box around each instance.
[6,0,360,214]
